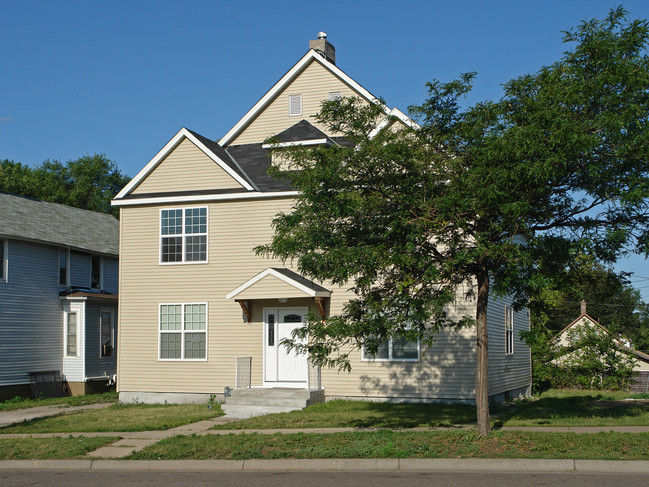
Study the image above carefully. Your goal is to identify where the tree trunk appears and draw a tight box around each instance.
[475,267,490,436]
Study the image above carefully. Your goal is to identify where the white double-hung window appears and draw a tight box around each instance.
[160,207,207,264]
[159,303,207,360]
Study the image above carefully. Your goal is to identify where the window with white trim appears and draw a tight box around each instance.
[160,207,207,263]
[363,335,419,361]
[66,312,78,357]
[505,305,514,355]
[0,239,6,282]
[159,303,207,360]
[289,94,302,116]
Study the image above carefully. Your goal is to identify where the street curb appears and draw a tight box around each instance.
[1,458,649,473]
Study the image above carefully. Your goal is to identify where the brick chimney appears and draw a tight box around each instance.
[309,32,335,65]
[581,300,587,316]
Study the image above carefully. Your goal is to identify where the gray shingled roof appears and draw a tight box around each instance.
[271,267,331,294]
[271,119,331,144]
[0,192,119,255]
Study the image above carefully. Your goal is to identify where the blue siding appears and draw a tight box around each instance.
[103,258,119,294]
[70,252,90,288]
[0,240,64,386]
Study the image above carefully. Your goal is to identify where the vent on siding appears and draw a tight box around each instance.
[328,92,341,101]
[289,94,302,116]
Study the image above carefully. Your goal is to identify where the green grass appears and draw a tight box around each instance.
[213,400,476,430]
[0,391,118,411]
[131,430,649,460]
[0,436,119,459]
[495,389,649,427]
[0,402,223,434]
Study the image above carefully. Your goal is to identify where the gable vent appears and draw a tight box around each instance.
[289,94,302,116]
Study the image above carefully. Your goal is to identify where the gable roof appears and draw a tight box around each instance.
[0,192,119,255]
[270,119,332,145]
[219,49,381,147]
[226,267,331,300]
[114,127,258,201]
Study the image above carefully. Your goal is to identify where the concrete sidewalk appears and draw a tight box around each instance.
[2,404,649,472]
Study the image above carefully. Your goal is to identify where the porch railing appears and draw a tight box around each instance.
[235,356,252,389]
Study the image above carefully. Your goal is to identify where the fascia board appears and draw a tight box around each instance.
[220,50,382,146]
[112,191,299,207]
[113,128,254,202]
[261,138,331,149]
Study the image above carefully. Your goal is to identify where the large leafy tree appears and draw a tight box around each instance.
[0,154,129,218]
[258,8,649,435]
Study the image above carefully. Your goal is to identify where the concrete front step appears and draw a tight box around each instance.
[223,388,324,419]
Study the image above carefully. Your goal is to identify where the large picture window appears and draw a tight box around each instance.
[160,208,207,263]
[363,335,419,362]
[159,303,207,360]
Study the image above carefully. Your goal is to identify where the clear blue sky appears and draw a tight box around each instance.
[2,0,649,299]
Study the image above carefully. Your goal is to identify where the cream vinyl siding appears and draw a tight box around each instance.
[119,196,530,400]
[233,275,314,300]
[118,198,300,393]
[321,283,478,401]
[486,296,531,397]
[131,138,246,195]
[228,60,365,146]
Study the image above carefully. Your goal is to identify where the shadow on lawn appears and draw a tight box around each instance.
[492,393,649,427]
[336,401,477,428]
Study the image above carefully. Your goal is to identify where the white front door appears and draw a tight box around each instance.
[264,308,308,384]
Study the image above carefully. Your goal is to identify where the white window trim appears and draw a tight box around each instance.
[58,247,70,287]
[289,94,302,116]
[0,238,7,283]
[505,305,514,356]
[361,336,420,362]
[158,302,208,361]
[100,307,114,359]
[65,311,79,358]
[159,207,209,265]
[90,255,103,290]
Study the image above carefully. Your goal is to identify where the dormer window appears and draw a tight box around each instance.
[289,94,302,116]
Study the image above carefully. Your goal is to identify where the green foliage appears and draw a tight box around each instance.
[529,254,649,353]
[523,321,636,392]
[258,8,649,371]
[0,154,130,218]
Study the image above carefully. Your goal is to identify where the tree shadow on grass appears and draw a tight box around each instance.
[335,401,476,428]
[492,393,649,427]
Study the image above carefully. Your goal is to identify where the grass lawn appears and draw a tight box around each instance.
[495,389,649,427]
[0,391,118,411]
[213,400,476,430]
[0,436,119,459]
[0,402,223,434]
[131,430,649,461]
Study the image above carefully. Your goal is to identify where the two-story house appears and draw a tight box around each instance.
[0,192,119,400]
[112,34,531,409]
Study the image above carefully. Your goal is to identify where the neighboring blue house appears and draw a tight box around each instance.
[0,192,119,400]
